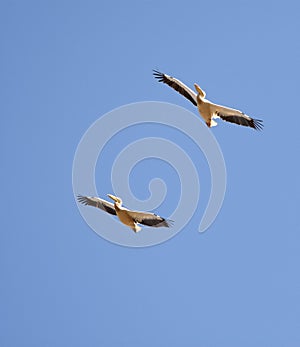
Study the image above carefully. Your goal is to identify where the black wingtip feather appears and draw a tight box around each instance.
[155,218,174,228]
[152,70,165,82]
[77,195,88,205]
[165,219,174,227]
[252,119,264,131]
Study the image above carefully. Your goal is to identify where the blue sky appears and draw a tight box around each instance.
[1,0,300,346]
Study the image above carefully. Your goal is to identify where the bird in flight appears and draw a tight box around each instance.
[77,194,173,232]
[153,70,263,130]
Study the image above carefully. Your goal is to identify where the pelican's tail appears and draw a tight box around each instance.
[206,119,218,127]
[132,224,142,233]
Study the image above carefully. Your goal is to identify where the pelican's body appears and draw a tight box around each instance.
[195,87,217,127]
[77,194,172,232]
[153,70,263,130]
[109,195,142,232]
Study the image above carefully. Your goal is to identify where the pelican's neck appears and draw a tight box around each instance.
[198,90,206,100]
[114,201,123,211]
[196,94,206,106]
[194,83,206,99]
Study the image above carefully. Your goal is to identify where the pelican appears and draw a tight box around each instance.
[77,194,172,232]
[153,70,263,130]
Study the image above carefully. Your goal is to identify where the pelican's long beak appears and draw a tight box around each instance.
[194,83,206,98]
[194,83,202,94]
[107,194,118,202]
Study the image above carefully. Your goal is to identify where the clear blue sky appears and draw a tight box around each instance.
[1,0,300,346]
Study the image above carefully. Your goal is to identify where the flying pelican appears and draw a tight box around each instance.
[153,70,263,130]
[77,194,172,232]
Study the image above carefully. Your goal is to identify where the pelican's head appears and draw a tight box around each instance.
[194,83,206,99]
[107,194,122,205]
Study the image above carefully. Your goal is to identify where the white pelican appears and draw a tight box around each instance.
[153,70,263,130]
[77,194,172,232]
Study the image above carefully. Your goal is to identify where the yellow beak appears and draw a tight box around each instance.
[194,83,201,94]
[107,194,118,202]
[194,83,206,98]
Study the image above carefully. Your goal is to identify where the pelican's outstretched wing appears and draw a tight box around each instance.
[212,103,263,130]
[127,210,173,228]
[77,195,117,215]
[153,70,197,106]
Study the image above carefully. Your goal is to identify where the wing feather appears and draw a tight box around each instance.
[153,70,197,106]
[212,103,263,130]
[127,210,173,228]
[77,195,117,215]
